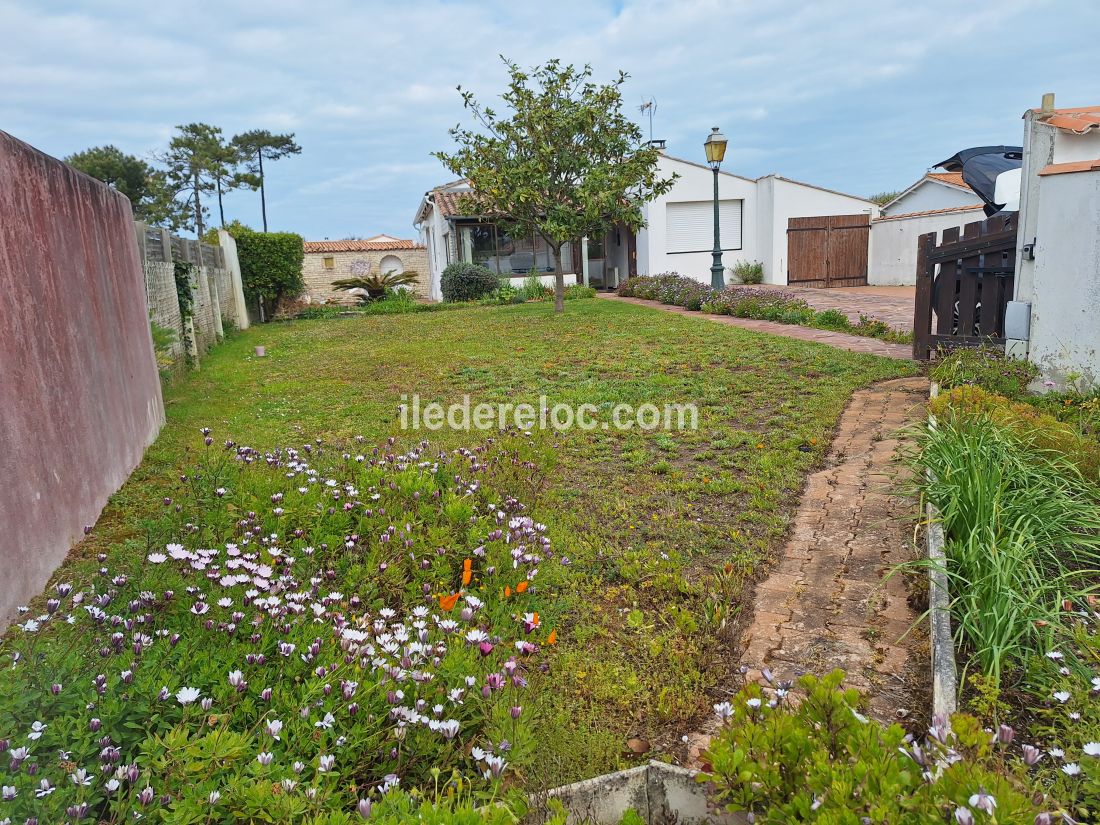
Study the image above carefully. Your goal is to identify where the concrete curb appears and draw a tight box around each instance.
[925,381,958,718]
[525,761,746,825]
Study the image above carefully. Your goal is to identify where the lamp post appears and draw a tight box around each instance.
[704,126,728,290]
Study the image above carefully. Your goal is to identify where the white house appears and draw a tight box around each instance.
[1008,99,1100,387]
[413,147,877,299]
[869,172,985,285]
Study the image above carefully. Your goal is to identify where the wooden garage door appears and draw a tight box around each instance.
[787,214,870,287]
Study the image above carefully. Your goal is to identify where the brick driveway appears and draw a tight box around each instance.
[745,285,915,331]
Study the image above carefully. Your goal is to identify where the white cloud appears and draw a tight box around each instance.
[0,0,1093,238]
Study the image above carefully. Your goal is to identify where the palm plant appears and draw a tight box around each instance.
[332,270,419,304]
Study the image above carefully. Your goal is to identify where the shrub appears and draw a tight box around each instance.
[931,385,1100,480]
[911,412,1100,681]
[930,346,1039,398]
[441,262,499,302]
[331,270,420,304]
[227,224,305,309]
[564,284,596,300]
[729,260,764,285]
[703,670,1047,823]
[811,308,852,331]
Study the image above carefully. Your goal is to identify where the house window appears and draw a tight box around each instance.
[665,200,743,254]
[458,222,571,273]
[322,255,335,269]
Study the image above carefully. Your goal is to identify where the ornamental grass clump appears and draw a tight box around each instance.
[911,413,1100,683]
[0,431,561,823]
[702,669,1061,823]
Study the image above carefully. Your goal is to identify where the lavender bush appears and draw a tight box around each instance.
[0,432,561,823]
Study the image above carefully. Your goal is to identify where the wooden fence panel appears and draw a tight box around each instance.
[912,214,1018,360]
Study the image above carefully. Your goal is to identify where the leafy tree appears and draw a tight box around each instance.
[65,145,187,229]
[434,58,675,313]
[226,222,304,317]
[158,123,225,237]
[231,130,302,232]
[209,140,259,230]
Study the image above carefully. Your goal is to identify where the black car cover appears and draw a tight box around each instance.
[936,146,1022,216]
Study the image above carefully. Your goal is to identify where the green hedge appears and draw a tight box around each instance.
[228,224,305,305]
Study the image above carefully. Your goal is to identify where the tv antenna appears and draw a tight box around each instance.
[639,97,657,143]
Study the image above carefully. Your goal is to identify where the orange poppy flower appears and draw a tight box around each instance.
[515,580,529,594]
[462,569,472,586]
[504,586,512,598]
[546,629,557,645]
[439,592,461,611]
[463,558,472,570]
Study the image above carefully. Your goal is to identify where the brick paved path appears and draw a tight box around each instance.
[682,377,928,767]
[601,294,912,360]
[743,284,915,331]
[738,376,928,722]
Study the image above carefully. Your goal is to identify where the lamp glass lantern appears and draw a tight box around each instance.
[703,127,727,168]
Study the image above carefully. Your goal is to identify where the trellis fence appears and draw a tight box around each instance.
[134,223,250,374]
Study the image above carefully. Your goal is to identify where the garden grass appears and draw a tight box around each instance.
[39,298,917,788]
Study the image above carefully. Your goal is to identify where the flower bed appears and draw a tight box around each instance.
[617,274,911,344]
[701,670,1074,823]
[913,369,1100,819]
[0,432,562,822]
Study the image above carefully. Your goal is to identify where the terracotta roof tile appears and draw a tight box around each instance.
[432,188,476,218]
[926,171,967,188]
[303,239,422,253]
[874,204,985,222]
[1035,106,1100,134]
[1038,159,1100,176]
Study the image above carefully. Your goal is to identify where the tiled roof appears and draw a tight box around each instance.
[1038,159,1100,176]
[432,188,476,218]
[926,171,967,188]
[303,239,422,253]
[874,204,985,222]
[1036,106,1100,135]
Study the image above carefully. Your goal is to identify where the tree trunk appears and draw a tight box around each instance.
[217,176,226,228]
[193,171,204,238]
[258,150,268,232]
[552,242,565,314]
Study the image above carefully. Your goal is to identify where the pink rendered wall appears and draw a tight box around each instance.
[0,131,164,624]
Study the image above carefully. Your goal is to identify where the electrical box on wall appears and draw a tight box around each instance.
[1004,301,1032,341]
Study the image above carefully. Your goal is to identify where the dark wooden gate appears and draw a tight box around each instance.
[787,214,870,288]
[912,213,1018,361]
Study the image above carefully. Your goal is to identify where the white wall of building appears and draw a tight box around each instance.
[637,154,759,280]
[868,207,984,285]
[1026,169,1100,386]
[883,181,981,216]
[759,176,877,284]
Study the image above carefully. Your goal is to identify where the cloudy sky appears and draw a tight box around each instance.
[2,0,1095,239]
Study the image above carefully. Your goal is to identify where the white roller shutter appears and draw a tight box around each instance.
[665,199,743,253]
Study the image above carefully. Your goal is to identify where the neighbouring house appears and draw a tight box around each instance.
[1009,100,1100,387]
[413,148,878,298]
[869,172,985,285]
[301,234,430,304]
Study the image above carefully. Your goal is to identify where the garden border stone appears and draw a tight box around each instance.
[925,381,959,718]
[525,761,746,825]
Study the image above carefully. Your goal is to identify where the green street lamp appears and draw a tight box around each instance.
[704,126,728,290]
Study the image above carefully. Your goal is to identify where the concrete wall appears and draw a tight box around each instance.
[869,207,984,285]
[301,247,430,304]
[0,130,164,624]
[636,154,759,281]
[758,176,877,284]
[1025,169,1100,387]
[883,181,981,216]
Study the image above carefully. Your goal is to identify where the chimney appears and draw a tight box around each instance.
[648,139,667,150]
[1040,92,1055,112]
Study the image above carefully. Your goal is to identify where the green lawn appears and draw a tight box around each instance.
[46,298,917,788]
